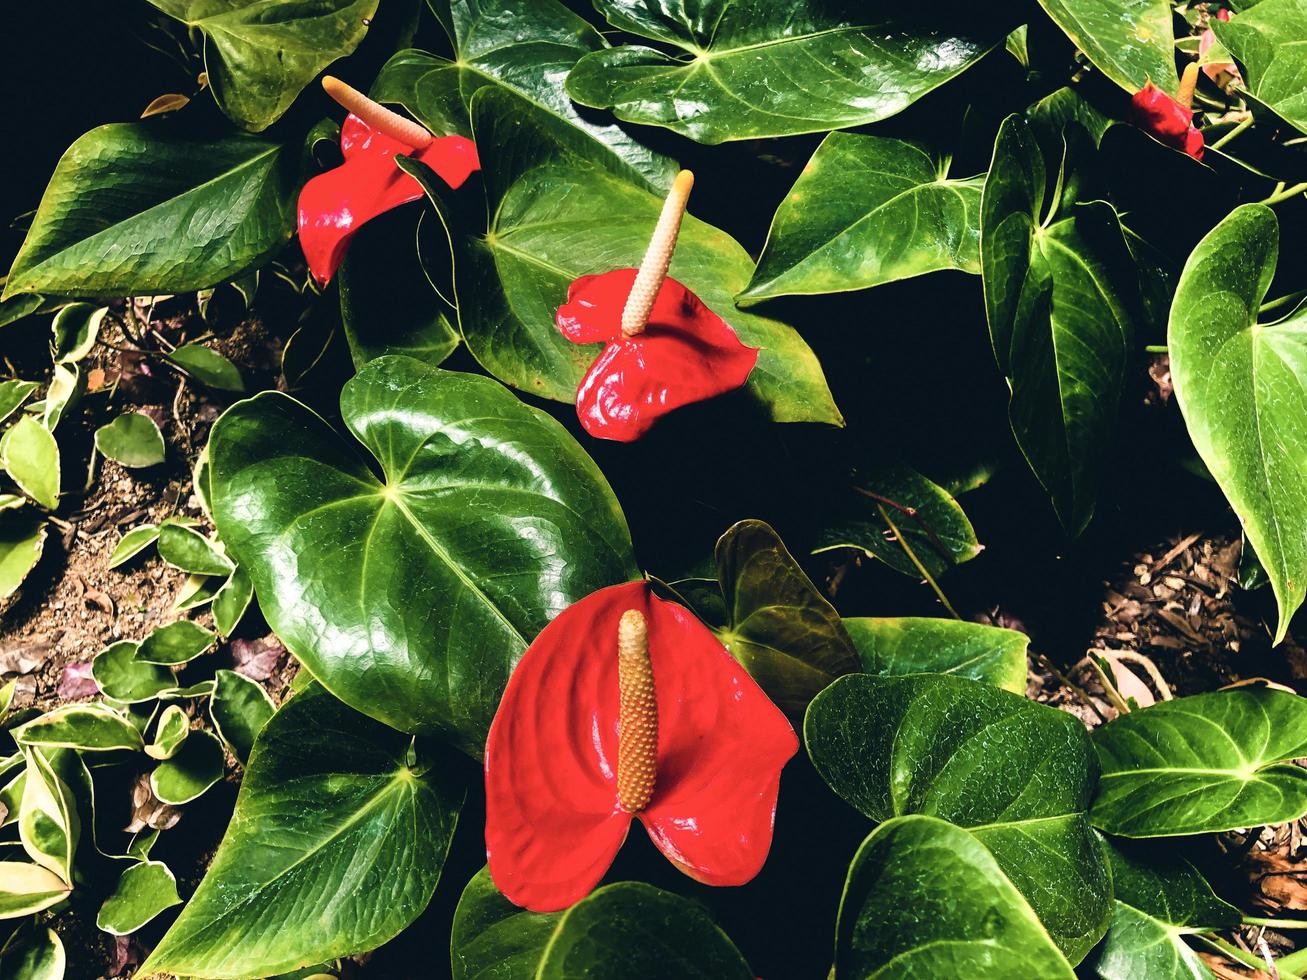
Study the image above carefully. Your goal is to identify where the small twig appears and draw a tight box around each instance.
[1194,934,1300,979]
[1259,934,1281,980]
[854,487,955,565]
[1035,652,1109,723]
[1110,651,1174,700]
[149,328,176,353]
[876,503,960,619]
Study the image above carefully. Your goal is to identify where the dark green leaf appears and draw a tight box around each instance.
[0,512,46,599]
[2,416,59,509]
[1034,0,1176,93]
[3,125,299,299]
[714,520,858,715]
[209,355,636,753]
[1091,686,1307,836]
[136,620,217,666]
[94,413,165,469]
[209,670,275,764]
[807,673,1110,961]
[844,617,1028,693]
[91,641,174,704]
[451,866,562,980]
[813,461,980,579]
[144,0,380,131]
[97,860,182,935]
[1168,204,1307,642]
[212,565,254,639]
[1213,0,1307,135]
[150,729,224,804]
[141,683,464,978]
[836,815,1075,978]
[741,134,983,303]
[166,344,245,392]
[0,925,65,977]
[157,524,233,577]
[567,1,1005,143]
[0,380,38,426]
[981,114,1138,533]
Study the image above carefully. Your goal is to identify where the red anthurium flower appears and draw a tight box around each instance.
[484,580,798,912]
[1131,63,1205,160]
[297,76,479,285]
[555,171,758,442]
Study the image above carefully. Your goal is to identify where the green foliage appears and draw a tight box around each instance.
[1213,0,1307,134]
[843,617,1029,693]
[94,412,165,469]
[1033,0,1176,93]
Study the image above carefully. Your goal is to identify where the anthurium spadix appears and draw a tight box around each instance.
[298,76,479,284]
[556,170,759,441]
[484,580,797,912]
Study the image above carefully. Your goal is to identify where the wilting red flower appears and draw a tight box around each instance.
[484,580,797,912]
[297,79,478,285]
[1131,65,1205,160]
[556,170,758,442]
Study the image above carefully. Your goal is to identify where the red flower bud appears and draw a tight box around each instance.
[484,581,797,912]
[1130,76,1205,161]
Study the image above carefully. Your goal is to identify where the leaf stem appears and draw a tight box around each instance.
[1210,115,1254,150]
[1260,289,1307,317]
[1278,947,1307,974]
[876,504,960,619]
[1195,935,1301,980]
[1244,916,1307,930]
[1145,344,1169,354]
[1260,181,1307,206]
[853,487,954,565]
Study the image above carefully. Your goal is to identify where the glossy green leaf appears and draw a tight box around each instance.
[50,302,106,364]
[807,673,1111,962]
[141,683,464,979]
[212,565,254,639]
[813,461,981,579]
[339,204,459,370]
[844,617,1028,693]
[166,343,245,392]
[981,114,1138,533]
[150,729,224,804]
[91,641,174,704]
[210,670,275,765]
[97,860,182,936]
[94,412,165,469]
[451,867,751,979]
[836,815,1075,978]
[1213,0,1307,135]
[395,0,675,190]
[408,88,841,426]
[146,705,191,761]
[0,381,38,426]
[0,292,46,330]
[713,520,859,715]
[14,704,144,753]
[144,0,380,131]
[209,355,637,753]
[3,416,59,509]
[567,1,1005,143]
[0,925,65,976]
[0,864,71,919]
[369,48,471,138]
[1034,0,1175,94]
[1091,686,1307,836]
[157,523,233,576]
[3,125,299,299]
[1089,841,1239,980]
[19,748,80,884]
[1168,204,1307,642]
[0,512,46,599]
[741,134,984,303]
[137,620,217,666]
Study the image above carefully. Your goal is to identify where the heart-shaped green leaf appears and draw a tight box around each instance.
[137,620,217,666]
[844,617,1028,693]
[3,126,300,299]
[813,461,981,579]
[1168,204,1307,642]
[567,1,1005,143]
[1213,0,1307,135]
[92,641,174,704]
[741,134,984,303]
[151,729,224,804]
[95,413,165,469]
[166,344,245,392]
[0,865,70,918]
[406,87,841,427]
[141,683,464,979]
[713,520,859,715]
[1088,841,1239,980]
[1034,0,1176,94]
[209,670,275,765]
[97,860,182,936]
[836,815,1075,978]
[209,354,637,753]
[15,704,144,753]
[157,523,232,577]
[1091,686,1307,836]
[144,0,379,131]
[385,0,674,190]
[3,416,59,510]
[807,673,1111,962]
[452,866,752,979]
[981,114,1139,533]
[0,512,46,599]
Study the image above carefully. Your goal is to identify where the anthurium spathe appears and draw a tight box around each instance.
[1130,63,1205,160]
[556,170,759,441]
[298,76,478,284]
[484,580,797,913]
